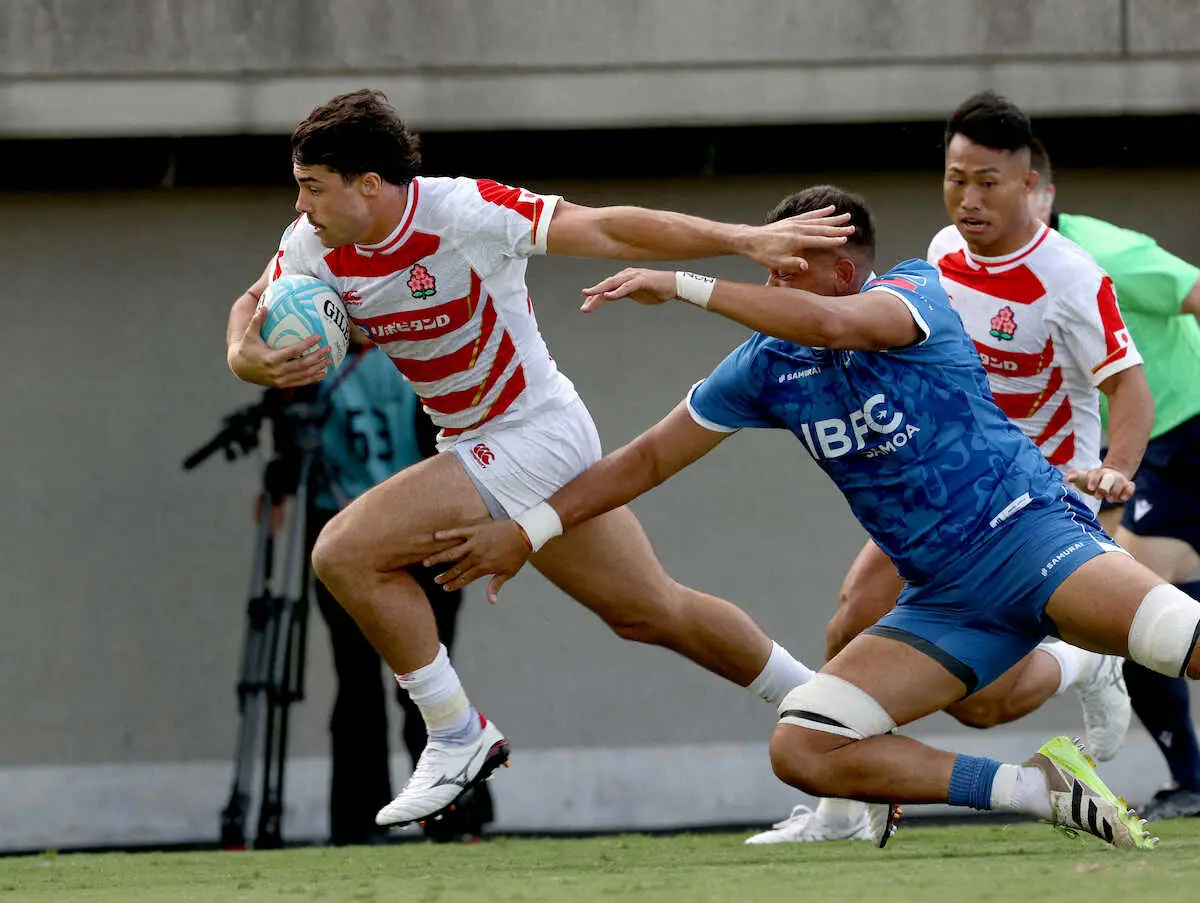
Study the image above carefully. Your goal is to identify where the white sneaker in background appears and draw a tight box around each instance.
[744,800,874,844]
[1076,654,1131,762]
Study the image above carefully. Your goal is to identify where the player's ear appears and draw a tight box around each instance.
[360,172,383,197]
[1023,168,1039,194]
[834,256,857,293]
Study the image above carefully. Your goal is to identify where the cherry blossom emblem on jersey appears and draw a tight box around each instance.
[989,306,1017,341]
[407,264,437,299]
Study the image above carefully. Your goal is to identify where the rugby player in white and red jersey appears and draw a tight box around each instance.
[225,90,853,829]
[745,93,1156,845]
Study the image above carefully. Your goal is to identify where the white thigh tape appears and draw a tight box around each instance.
[777,673,897,739]
[1128,583,1200,678]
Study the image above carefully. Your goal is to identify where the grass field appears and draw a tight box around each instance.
[4,819,1200,903]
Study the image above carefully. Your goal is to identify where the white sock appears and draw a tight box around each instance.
[747,642,816,704]
[1036,640,1099,696]
[991,763,1052,819]
[816,797,866,822]
[395,644,479,743]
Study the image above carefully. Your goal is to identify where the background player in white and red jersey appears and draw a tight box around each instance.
[1030,139,1200,821]
[745,93,1155,845]
[225,90,852,829]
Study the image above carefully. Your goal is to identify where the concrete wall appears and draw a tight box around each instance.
[2,0,1199,136]
[2,166,1199,849]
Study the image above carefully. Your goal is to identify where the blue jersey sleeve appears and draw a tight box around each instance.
[865,259,970,360]
[686,338,777,432]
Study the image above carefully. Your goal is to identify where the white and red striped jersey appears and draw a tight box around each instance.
[927,223,1141,477]
[271,176,578,444]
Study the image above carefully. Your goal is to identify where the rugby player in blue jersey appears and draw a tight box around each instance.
[425,185,1200,850]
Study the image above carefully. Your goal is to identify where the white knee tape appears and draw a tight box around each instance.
[1128,584,1200,679]
[777,673,897,739]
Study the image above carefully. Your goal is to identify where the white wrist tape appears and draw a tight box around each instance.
[675,271,716,308]
[515,502,563,553]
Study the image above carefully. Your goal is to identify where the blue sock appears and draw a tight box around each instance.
[948,754,1003,810]
[1122,580,1200,792]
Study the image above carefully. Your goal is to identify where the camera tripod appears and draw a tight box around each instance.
[184,389,335,849]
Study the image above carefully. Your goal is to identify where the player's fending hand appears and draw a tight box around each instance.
[425,520,533,603]
[227,305,332,387]
[1067,466,1135,504]
[744,206,854,274]
[581,268,677,312]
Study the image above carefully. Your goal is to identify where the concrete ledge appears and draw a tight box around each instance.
[3,57,1199,138]
[0,0,1124,76]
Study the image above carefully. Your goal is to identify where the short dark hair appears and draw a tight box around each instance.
[765,185,876,264]
[944,91,1033,154]
[1029,137,1053,183]
[291,89,422,185]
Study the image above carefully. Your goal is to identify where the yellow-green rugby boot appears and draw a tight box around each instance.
[1025,735,1157,850]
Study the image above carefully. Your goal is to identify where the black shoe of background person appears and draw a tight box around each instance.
[422,784,495,843]
[1142,785,1200,821]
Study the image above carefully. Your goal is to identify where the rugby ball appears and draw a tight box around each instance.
[258,275,351,368]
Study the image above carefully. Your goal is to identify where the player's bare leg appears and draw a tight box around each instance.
[771,635,965,803]
[749,540,903,845]
[312,452,507,829]
[1112,527,1200,818]
[825,540,904,660]
[1114,529,1200,584]
[313,452,490,672]
[315,454,814,826]
[948,653,1062,727]
[947,641,1130,762]
[531,505,812,697]
[1043,552,1200,676]
[769,631,1158,849]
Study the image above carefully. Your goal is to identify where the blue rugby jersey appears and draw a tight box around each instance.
[315,346,425,509]
[687,259,1069,583]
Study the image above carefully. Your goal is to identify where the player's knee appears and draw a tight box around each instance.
[946,697,1004,730]
[1127,584,1200,680]
[770,674,896,793]
[597,581,683,646]
[769,726,835,794]
[311,513,356,587]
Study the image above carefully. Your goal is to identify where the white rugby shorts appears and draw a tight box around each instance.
[450,397,602,519]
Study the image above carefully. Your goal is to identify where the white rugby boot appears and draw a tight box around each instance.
[745,799,898,847]
[1076,654,1131,762]
[376,717,509,828]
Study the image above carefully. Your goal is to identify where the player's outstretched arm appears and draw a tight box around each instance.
[225,261,330,387]
[546,201,854,274]
[425,403,730,602]
[1066,365,1153,503]
[581,267,921,350]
